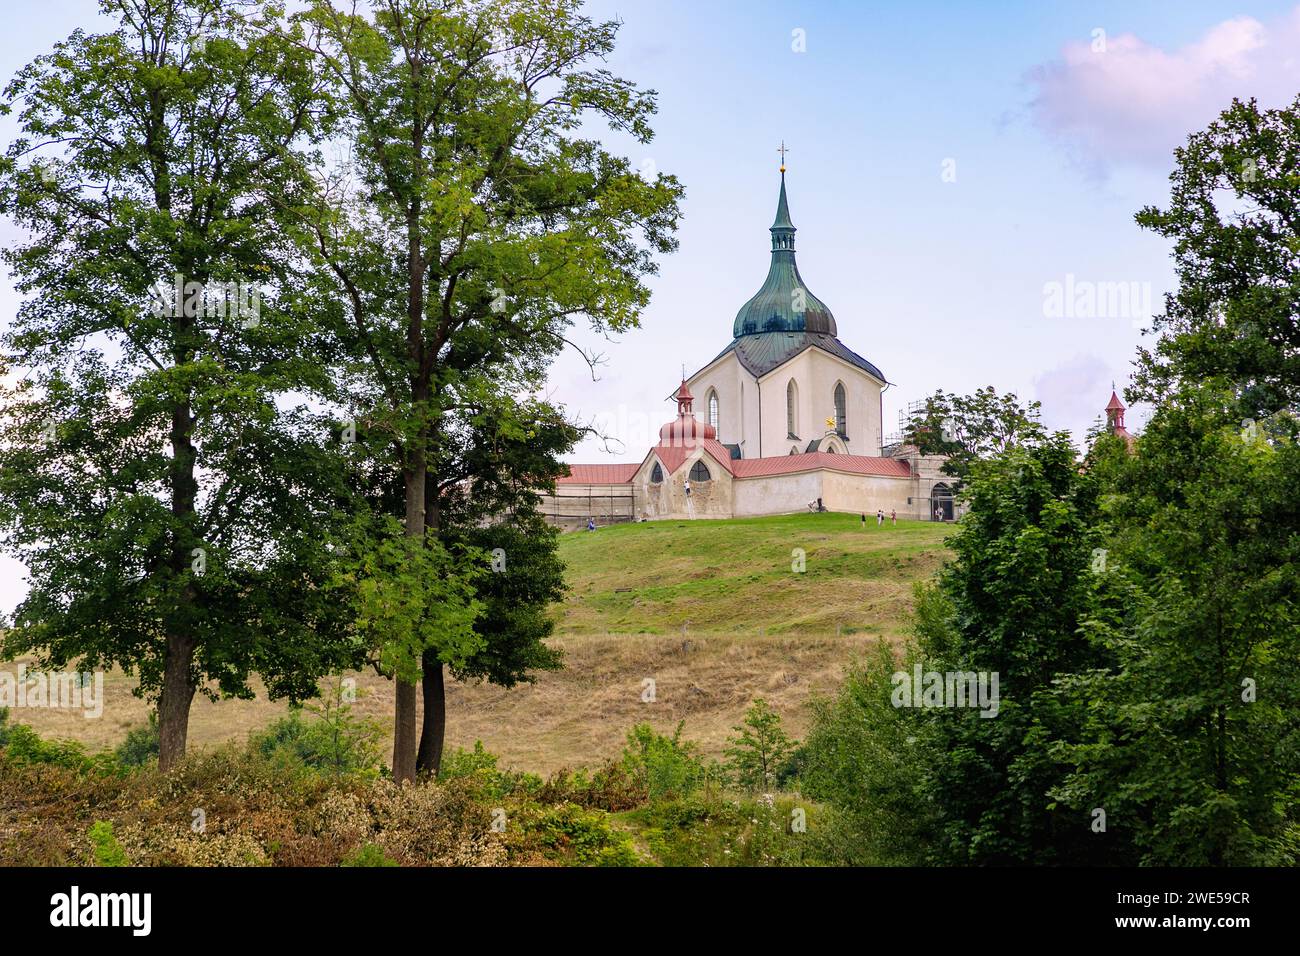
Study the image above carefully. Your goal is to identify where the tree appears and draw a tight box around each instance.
[290,0,682,781]
[1133,95,1300,419]
[0,0,358,769]
[725,699,796,793]
[902,386,1045,483]
[1052,388,1300,864]
[414,394,577,773]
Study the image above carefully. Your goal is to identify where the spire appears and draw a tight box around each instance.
[1106,390,1125,428]
[733,168,836,337]
[770,171,795,248]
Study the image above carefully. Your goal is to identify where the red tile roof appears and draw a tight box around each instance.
[732,452,912,479]
[556,463,640,484]
[652,438,736,476]
[557,449,911,485]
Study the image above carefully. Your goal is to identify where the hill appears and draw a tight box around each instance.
[8,514,951,774]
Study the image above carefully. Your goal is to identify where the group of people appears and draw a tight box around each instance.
[862,509,897,527]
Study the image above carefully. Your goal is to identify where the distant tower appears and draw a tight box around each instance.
[1105,388,1136,449]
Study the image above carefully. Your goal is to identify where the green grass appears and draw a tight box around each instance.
[554,512,952,637]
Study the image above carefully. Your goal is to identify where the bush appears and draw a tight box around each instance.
[437,741,540,799]
[0,721,114,774]
[115,713,159,768]
[250,699,382,778]
[88,821,128,867]
[724,699,796,793]
[341,843,399,867]
[620,722,716,803]
[513,802,640,866]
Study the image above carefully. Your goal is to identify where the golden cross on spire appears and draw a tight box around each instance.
[778,140,789,172]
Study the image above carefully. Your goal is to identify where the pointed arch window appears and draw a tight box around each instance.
[786,379,799,438]
[689,461,711,482]
[707,390,719,431]
[650,462,663,484]
[833,383,847,437]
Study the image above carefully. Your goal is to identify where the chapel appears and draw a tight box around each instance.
[540,166,959,525]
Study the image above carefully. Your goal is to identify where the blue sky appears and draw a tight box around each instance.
[545,0,1300,458]
[2,1,1300,610]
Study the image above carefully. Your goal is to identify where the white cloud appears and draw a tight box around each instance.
[1027,9,1300,173]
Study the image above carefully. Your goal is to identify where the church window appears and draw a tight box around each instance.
[650,462,663,484]
[786,379,799,438]
[834,383,847,437]
[689,461,711,482]
[707,390,719,431]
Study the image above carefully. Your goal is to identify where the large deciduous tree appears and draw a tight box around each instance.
[0,0,358,769]
[1133,95,1300,418]
[289,0,682,781]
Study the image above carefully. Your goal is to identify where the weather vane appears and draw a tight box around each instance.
[778,140,789,172]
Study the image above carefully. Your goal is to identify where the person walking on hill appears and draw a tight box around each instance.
[890,509,897,526]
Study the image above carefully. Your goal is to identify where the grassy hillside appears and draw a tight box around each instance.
[557,512,950,637]
[9,514,952,774]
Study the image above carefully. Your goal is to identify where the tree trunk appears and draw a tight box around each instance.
[162,387,198,771]
[392,465,426,783]
[157,632,196,771]
[416,651,446,775]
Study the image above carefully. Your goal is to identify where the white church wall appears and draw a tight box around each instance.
[804,349,883,456]
[733,469,824,516]
[687,352,754,452]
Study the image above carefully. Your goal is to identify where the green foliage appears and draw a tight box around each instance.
[802,434,1123,865]
[0,0,361,767]
[902,386,1046,482]
[88,821,128,867]
[1051,389,1300,865]
[250,685,383,778]
[627,794,819,867]
[1133,95,1300,416]
[341,843,399,868]
[334,514,485,684]
[516,802,640,867]
[0,707,9,747]
[800,641,935,865]
[437,741,542,800]
[620,722,717,803]
[114,713,160,768]
[724,699,796,793]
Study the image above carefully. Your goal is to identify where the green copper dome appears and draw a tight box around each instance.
[732,173,838,338]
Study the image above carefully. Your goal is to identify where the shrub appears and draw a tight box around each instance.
[115,713,160,768]
[250,700,382,778]
[514,802,640,866]
[342,843,399,867]
[724,699,796,793]
[88,821,128,867]
[437,741,540,799]
[620,722,715,803]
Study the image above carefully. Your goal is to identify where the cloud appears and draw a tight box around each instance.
[1033,353,1114,435]
[1026,9,1300,174]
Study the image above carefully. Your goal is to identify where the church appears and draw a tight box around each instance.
[542,166,956,526]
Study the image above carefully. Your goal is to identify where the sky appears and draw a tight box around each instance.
[2,0,1300,610]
